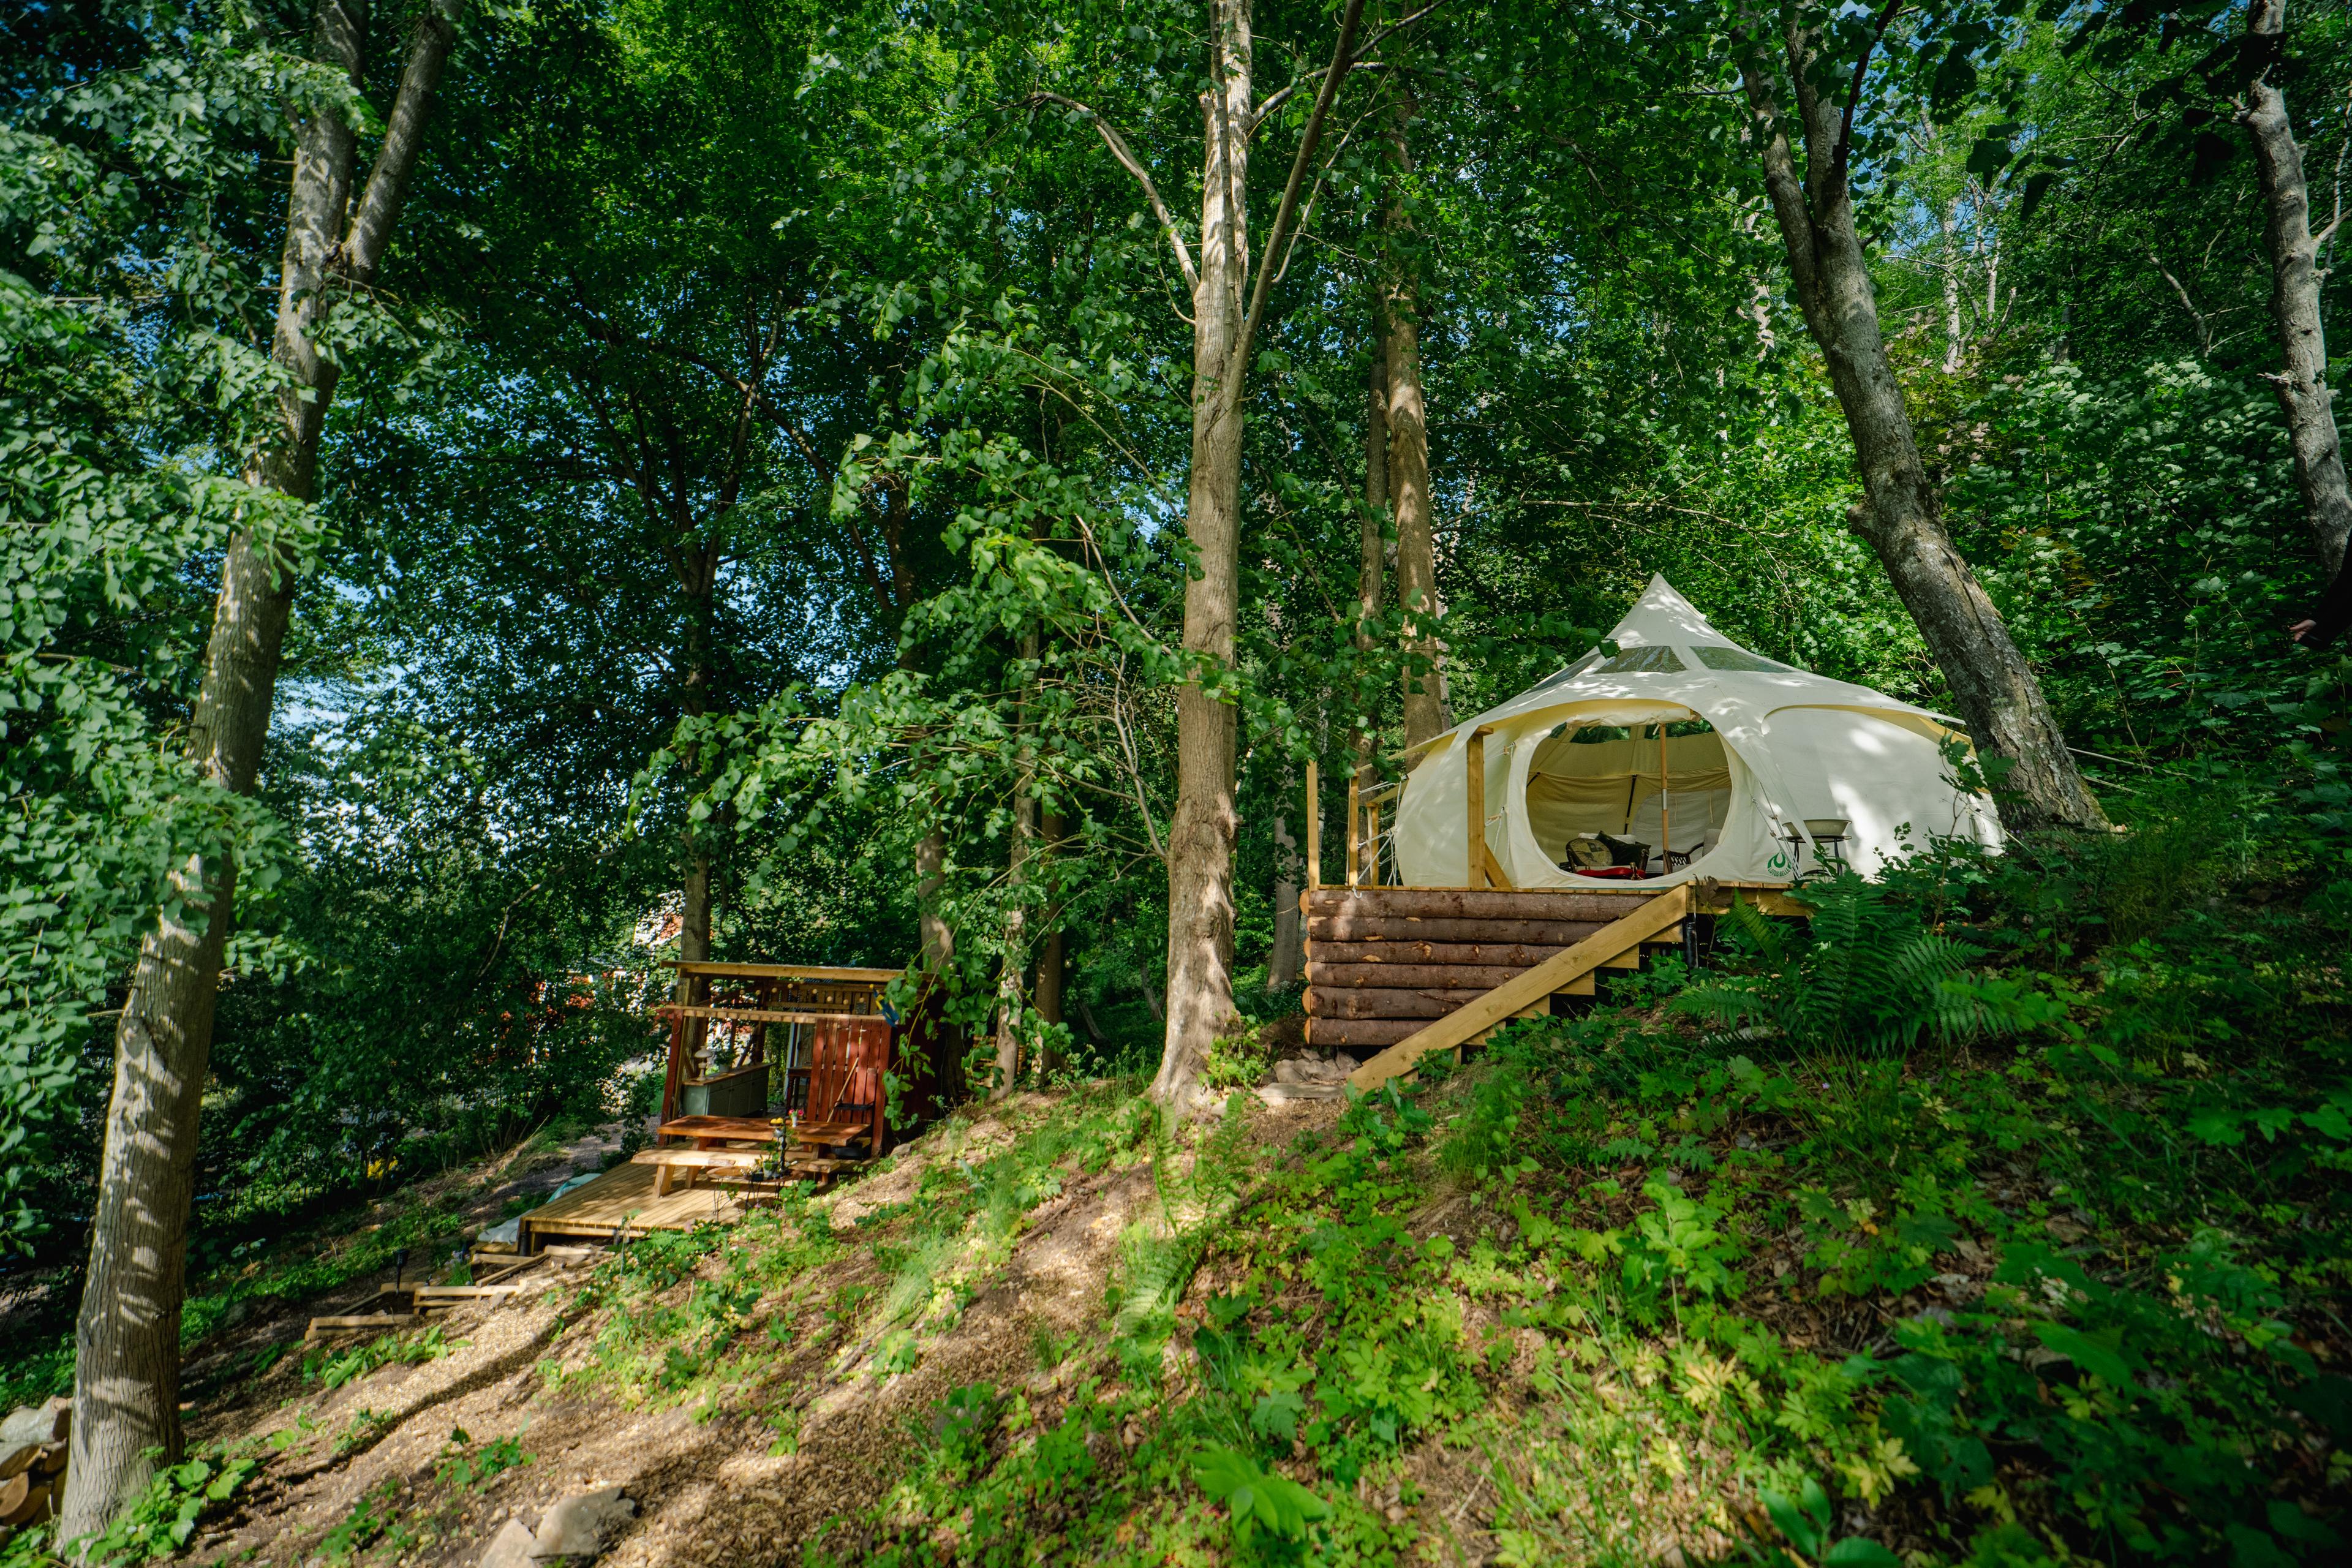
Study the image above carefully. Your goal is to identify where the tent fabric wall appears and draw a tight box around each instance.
[1758,707,1999,873]
[1391,577,2003,888]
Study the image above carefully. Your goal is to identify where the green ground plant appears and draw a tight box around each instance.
[775,763,2351,1566]
[301,1323,460,1393]
[18,1448,263,1568]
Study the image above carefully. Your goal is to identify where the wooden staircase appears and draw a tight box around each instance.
[1300,881,1803,1092]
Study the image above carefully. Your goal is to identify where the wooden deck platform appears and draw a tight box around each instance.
[518,1161,754,1249]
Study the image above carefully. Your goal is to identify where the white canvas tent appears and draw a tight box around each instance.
[1390,576,2002,888]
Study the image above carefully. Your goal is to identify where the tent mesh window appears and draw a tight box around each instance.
[1691,644,1796,673]
[1526,650,1605,693]
[1593,645,1686,674]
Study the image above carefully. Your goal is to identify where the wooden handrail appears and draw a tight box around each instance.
[656,1005,885,1025]
[1347,883,1695,1091]
[662,961,902,981]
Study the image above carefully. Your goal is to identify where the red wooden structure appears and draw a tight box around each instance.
[655,962,960,1155]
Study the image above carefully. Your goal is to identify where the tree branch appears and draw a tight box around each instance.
[1829,0,1903,191]
[1736,40,1822,322]
[342,0,461,282]
[1025,92,1199,293]
[1246,1,1442,137]
[2150,247,2215,356]
[1232,0,1368,395]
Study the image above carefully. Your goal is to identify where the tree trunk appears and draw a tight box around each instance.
[1034,812,1065,1071]
[993,629,1039,1099]
[1268,813,1302,990]
[1384,86,1444,749]
[677,560,718,1062]
[1148,0,1360,1105]
[679,847,712,1063]
[990,808,1030,1097]
[1152,0,1254,1107]
[1940,200,1964,374]
[64,0,458,1541]
[1736,22,2103,832]
[916,829,954,971]
[1357,319,1388,786]
[2244,0,2352,577]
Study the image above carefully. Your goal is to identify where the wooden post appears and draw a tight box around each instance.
[1466,727,1491,888]
[1305,760,1321,890]
[1365,801,1381,886]
[1659,722,1672,873]
[1346,768,1362,886]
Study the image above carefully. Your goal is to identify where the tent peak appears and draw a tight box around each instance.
[1608,575,1752,654]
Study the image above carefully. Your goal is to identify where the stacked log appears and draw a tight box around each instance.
[1302,886,1664,1050]
[0,1398,69,1535]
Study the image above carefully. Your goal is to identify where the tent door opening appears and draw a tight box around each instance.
[1525,714,1732,878]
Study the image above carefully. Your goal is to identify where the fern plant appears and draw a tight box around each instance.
[1674,875,2006,1059]
[1110,1096,1255,1371]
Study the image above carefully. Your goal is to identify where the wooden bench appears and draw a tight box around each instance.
[631,1147,769,1196]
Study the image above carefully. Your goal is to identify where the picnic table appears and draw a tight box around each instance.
[655,1115,782,1147]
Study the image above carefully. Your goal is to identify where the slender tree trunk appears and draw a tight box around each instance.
[676,562,718,1061]
[65,0,458,1540]
[1326,320,1385,997]
[679,847,712,1061]
[1149,0,1361,1106]
[916,829,953,971]
[1384,86,1444,749]
[1736,21,2103,831]
[993,629,1039,1098]
[1358,318,1389,788]
[1153,0,1254,1107]
[1034,812,1065,1070]
[1940,202,1964,374]
[1268,813,1302,990]
[990,813,1030,1098]
[2244,0,2352,577]
[870,476,957,977]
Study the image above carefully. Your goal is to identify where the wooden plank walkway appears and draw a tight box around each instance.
[518,1161,751,1250]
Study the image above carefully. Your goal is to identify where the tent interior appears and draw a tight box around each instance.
[1524,714,1734,873]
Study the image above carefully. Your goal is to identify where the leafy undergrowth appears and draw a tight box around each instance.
[12,790,2351,1567]
[0,1118,610,1415]
[781,824,2350,1565]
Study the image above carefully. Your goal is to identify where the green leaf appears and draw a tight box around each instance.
[2267,1498,2340,1545]
[1251,1390,1305,1441]
[1194,1446,1329,1542]
[2020,170,2061,219]
[1758,1487,1821,1558]
[2188,1110,2246,1145]
[1823,1539,1904,1567]
[2032,1322,2135,1389]
[2225,1523,2296,1568]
